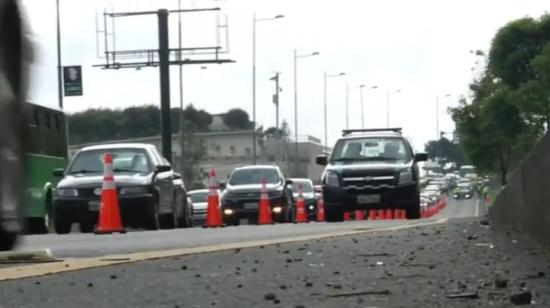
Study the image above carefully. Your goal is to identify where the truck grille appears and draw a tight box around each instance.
[342,174,396,190]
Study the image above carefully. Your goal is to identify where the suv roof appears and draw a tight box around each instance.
[340,128,404,140]
[81,143,156,152]
[233,165,280,171]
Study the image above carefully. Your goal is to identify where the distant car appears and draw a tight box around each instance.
[220,165,294,225]
[430,180,449,193]
[188,189,221,226]
[453,183,474,200]
[52,143,191,233]
[288,178,317,221]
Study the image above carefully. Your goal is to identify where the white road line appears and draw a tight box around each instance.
[475,198,480,217]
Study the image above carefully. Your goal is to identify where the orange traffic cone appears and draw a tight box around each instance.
[316,196,325,222]
[258,178,273,225]
[355,210,365,220]
[205,169,223,228]
[377,209,386,220]
[400,210,407,219]
[385,209,393,219]
[295,184,307,223]
[367,209,376,220]
[393,209,400,220]
[343,211,351,221]
[95,153,125,234]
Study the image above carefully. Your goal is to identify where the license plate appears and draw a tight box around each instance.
[243,202,258,210]
[88,200,101,211]
[357,194,380,204]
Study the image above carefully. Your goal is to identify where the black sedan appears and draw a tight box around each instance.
[52,143,192,233]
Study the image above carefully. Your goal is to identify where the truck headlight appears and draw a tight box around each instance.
[56,188,78,197]
[325,171,340,187]
[120,186,148,195]
[398,170,413,186]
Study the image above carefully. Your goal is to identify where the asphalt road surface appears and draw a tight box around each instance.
[4,197,547,307]
[12,197,483,259]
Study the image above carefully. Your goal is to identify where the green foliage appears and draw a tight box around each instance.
[222,108,253,130]
[424,138,466,166]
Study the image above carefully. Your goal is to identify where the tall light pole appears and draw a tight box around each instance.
[56,0,63,109]
[385,89,401,128]
[347,84,378,129]
[252,13,284,165]
[293,50,319,160]
[436,93,451,139]
[323,71,346,150]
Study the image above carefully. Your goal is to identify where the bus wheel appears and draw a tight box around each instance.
[0,230,17,251]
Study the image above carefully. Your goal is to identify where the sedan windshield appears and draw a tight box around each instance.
[292,181,313,193]
[229,168,280,185]
[331,137,412,163]
[189,191,208,203]
[68,149,152,175]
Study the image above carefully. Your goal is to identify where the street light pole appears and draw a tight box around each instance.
[293,50,319,159]
[56,0,63,109]
[323,71,346,150]
[251,13,284,165]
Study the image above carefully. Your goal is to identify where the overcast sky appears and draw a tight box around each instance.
[21,0,549,150]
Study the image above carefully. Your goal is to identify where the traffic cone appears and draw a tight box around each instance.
[393,209,400,220]
[258,178,273,225]
[355,210,365,220]
[316,197,325,222]
[385,209,393,220]
[205,169,223,228]
[95,153,125,234]
[401,210,407,219]
[377,209,386,220]
[343,211,351,221]
[368,209,377,220]
[294,184,307,223]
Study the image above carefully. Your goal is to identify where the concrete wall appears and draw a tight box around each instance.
[489,132,550,246]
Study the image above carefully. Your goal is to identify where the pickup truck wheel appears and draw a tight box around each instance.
[144,200,160,230]
[0,230,17,251]
[325,206,344,222]
[54,219,71,234]
[406,203,421,219]
[79,221,95,233]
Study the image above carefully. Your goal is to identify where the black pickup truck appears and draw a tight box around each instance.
[316,128,427,221]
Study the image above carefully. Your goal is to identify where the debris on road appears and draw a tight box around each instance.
[495,277,508,288]
[510,291,532,305]
[327,289,392,298]
[446,292,479,299]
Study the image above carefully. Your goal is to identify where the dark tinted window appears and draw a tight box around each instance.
[189,191,208,203]
[229,168,280,185]
[68,148,151,175]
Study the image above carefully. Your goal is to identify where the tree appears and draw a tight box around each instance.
[222,108,253,130]
[424,138,465,166]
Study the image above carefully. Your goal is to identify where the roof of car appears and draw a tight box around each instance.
[188,189,209,194]
[233,165,280,171]
[81,143,157,152]
[340,131,404,140]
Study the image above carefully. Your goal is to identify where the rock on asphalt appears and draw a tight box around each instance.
[0,217,549,307]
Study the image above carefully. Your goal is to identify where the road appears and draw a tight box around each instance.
[13,197,482,259]
[3,197,547,307]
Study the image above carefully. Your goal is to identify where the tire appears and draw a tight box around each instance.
[325,206,344,222]
[79,221,94,233]
[283,192,295,223]
[54,219,71,234]
[143,199,160,231]
[406,203,421,219]
[28,196,52,234]
[0,230,17,251]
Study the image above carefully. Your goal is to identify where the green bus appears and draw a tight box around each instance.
[25,102,68,233]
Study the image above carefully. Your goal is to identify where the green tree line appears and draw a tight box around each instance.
[451,14,550,184]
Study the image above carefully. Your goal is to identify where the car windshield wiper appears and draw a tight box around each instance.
[67,169,102,174]
[113,168,144,173]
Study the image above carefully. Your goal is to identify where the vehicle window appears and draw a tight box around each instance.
[189,192,208,203]
[292,181,313,193]
[331,137,412,162]
[229,168,280,185]
[68,148,152,174]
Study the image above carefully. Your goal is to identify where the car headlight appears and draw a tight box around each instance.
[56,188,78,197]
[465,194,470,198]
[398,169,413,186]
[325,171,340,187]
[120,186,149,195]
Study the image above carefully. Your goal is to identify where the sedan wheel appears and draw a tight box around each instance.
[144,201,160,231]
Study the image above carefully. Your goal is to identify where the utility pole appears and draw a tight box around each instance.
[158,9,172,162]
[56,0,63,109]
[177,0,185,174]
[270,73,280,161]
